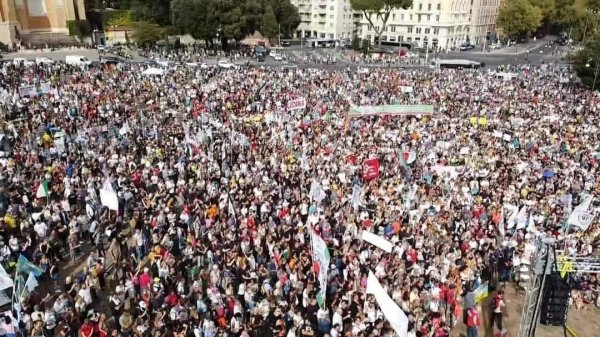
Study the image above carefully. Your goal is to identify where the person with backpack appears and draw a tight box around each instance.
[491,290,506,333]
[466,307,481,337]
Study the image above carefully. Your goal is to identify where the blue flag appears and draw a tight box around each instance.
[16,255,43,277]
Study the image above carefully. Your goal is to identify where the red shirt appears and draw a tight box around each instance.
[467,308,481,327]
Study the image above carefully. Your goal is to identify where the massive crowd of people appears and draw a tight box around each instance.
[0,55,597,337]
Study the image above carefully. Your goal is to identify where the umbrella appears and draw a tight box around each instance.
[542,169,555,179]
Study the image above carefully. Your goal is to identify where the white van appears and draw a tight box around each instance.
[65,55,92,67]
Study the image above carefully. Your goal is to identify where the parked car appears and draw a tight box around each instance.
[217,59,235,69]
[100,56,124,65]
[35,57,54,65]
[65,55,92,67]
[459,44,475,51]
[12,58,35,66]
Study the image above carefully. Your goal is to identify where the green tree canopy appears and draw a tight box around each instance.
[131,21,165,46]
[171,0,218,42]
[261,5,279,39]
[498,0,544,38]
[574,34,600,89]
[350,0,413,47]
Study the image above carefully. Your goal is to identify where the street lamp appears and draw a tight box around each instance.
[583,9,599,45]
[586,57,600,92]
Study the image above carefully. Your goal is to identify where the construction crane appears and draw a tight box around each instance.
[517,238,600,337]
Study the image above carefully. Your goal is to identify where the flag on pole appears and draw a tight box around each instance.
[310,230,330,307]
[498,209,505,238]
[16,255,43,277]
[23,272,38,293]
[567,194,595,231]
[35,180,50,199]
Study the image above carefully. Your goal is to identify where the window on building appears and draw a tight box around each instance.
[393,14,396,20]
[407,37,412,42]
[418,14,421,22]
[410,14,413,21]
[389,36,396,42]
[436,15,440,22]
[433,28,439,34]
[320,33,326,38]
[407,27,413,33]
[419,3,422,10]
[368,25,372,31]
[437,3,441,10]
[427,14,431,21]
[391,25,396,32]
[382,36,387,41]
[330,6,334,10]
[428,3,431,10]
[416,27,421,34]
[330,34,334,38]
[28,0,47,16]
[425,28,430,34]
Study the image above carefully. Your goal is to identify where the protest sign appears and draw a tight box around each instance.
[287,97,306,111]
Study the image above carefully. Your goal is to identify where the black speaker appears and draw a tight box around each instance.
[539,273,571,326]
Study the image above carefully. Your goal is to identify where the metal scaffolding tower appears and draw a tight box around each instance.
[517,238,600,337]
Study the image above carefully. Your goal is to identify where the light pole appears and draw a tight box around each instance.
[583,9,599,45]
[586,57,600,92]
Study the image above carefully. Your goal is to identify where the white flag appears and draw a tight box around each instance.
[516,206,528,230]
[568,195,595,231]
[351,185,361,210]
[310,230,330,307]
[366,271,409,337]
[24,272,38,293]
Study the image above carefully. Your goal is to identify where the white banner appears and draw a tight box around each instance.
[366,271,408,337]
[0,264,13,291]
[361,231,393,253]
[100,189,119,211]
[568,195,596,231]
[311,230,330,307]
[287,97,306,111]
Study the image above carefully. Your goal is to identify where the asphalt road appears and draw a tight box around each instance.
[1,41,570,70]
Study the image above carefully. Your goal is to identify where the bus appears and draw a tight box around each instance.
[307,38,337,48]
[431,59,482,69]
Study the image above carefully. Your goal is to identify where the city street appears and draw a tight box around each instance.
[1,38,571,70]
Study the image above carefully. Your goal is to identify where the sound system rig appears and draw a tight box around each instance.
[538,272,571,326]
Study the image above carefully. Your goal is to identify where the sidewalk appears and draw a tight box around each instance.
[472,38,551,56]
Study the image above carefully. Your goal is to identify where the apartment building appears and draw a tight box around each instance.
[469,0,501,45]
[289,0,500,49]
[291,0,356,40]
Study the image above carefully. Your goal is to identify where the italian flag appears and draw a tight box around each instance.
[36,180,50,199]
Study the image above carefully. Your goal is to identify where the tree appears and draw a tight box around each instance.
[574,35,600,88]
[270,0,301,38]
[497,0,544,39]
[261,5,279,40]
[131,21,165,46]
[171,0,218,43]
[350,0,412,48]
[105,10,132,27]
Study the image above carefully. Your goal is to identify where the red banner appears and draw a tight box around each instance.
[362,158,380,181]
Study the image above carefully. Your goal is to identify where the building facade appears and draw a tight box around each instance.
[289,0,500,50]
[0,0,86,46]
[291,0,356,40]
[469,0,500,45]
